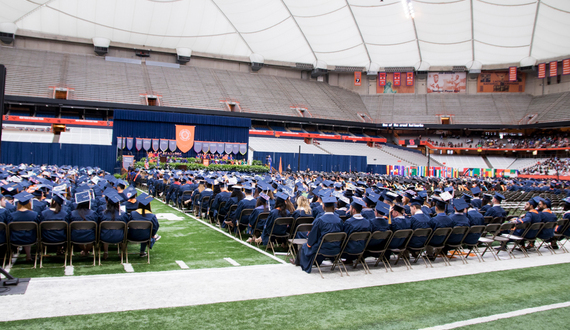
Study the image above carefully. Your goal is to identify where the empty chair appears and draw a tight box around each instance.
[288,223,313,258]
[479,223,512,261]
[39,221,68,268]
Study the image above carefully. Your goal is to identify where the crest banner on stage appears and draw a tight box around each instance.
[239,144,247,155]
[201,143,210,153]
[175,125,195,153]
[232,144,239,155]
[194,141,202,153]
[142,139,151,151]
[126,138,133,150]
[225,143,233,154]
[152,139,160,151]
[217,143,225,154]
[169,140,177,152]
[136,138,143,151]
[210,142,218,154]
[160,139,168,152]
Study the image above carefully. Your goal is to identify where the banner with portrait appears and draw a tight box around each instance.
[427,72,466,93]
[477,71,526,93]
[376,73,415,94]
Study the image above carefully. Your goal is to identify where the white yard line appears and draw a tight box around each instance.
[223,257,240,266]
[123,263,134,273]
[64,266,74,276]
[175,260,189,269]
[143,189,287,265]
[421,301,570,330]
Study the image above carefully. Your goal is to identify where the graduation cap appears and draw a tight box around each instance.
[275,192,289,201]
[494,193,505,202]
[243,184,254,193]
[375,201,390,216]
[106,191,122,204]
[136,193,153,206]
[384,191,398,203]
[333,182,343,189]
[453,198,468,211]
[410,197,424,206]
[14,191,33,204]
[482,193,493,201]
[338,196,350,205]
[392,203,405,214]
[440,191,453,202]
[363,193,379,206]
[470,187,481,195]
[322,196,337,206]
[444,186,454,193]
[351,197,366,211]
[124,186,137,199]
[74,191,92,204]
[432,196,447,210]
[417,191,428,199]
[52,191,65,205]
[403,190,416,199]
[462,194,472,203]
[259,193,269,201]
[563,197,570,205]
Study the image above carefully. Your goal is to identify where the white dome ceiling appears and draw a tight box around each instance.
[1,0,569,68]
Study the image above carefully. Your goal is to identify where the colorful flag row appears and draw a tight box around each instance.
[385,165,518,178]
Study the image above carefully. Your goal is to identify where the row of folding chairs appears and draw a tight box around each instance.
[0,220,154,269]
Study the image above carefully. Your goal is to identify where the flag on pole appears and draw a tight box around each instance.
[279,157,282,174]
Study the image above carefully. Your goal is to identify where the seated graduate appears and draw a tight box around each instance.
[334,196,350,218]
[364,201,391,255]
[442,198,471,254]
[536,198,557,247]
[361,193,378,220]
[220,184,244,228]
[462,195,485,246]
[9,192,38,262]
[551,197,570,249]
[246,193,270,241]
[39,192,69,253]
[293,196,343,274]
[100,191,130,260]
[122,186,139,214]
[484,193,507,218]
[341,198,371,263]
[68,190,100,257]
[292,195,311,220]
[227,184,256,229]
[210,181,231,222]
[408,196,432,252]
[259,192,294,246]
[129,193,160,257]
[470,187,482,209]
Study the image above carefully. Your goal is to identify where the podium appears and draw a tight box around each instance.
[203,159,210,167]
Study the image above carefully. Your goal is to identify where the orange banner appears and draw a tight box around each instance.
[477,71,525,93]
[354,71,361,86]
[377,73,414,94]
[176,125,195,153]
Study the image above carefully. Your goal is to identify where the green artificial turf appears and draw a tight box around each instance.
[7,197,279,278]
[457,306,570,329]
[2,263,570,330]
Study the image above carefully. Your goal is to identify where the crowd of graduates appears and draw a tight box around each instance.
[0,165,160,264]
[146,168,570,273]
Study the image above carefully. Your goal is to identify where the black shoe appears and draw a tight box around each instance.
[551,243,559,250]
[140,252,148,257]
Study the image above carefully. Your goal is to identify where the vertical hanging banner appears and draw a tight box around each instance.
[142,138,151,151]
[217,142,225,154]
[406,72,414,86]
[563,59,570,75]
[378,73,386,86]
[175,125,195,153]
[225,143,233,154]
[232,144,240,155]
[117,137,123,149]
[538,63,546,79]
[168,140,177,152]
[508,66,517,82]
[152,139,160,152]
[354,71,362,86]
[126,138,133,150]
[550,61,558,77]
[122,155,135,170]
[209,142,217,154]
[136,138,143,151]
[159,139,168,152]
[193,141,202,153]
[201,143,210,153]
[239,144,247,155]
[393,72,401,86]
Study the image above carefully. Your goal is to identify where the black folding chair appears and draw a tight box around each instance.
[39,221,68,268]
[387,229,414,270]
[288,216,314,237]
[0,222,7,268]
[180,191,193,212]
[364,230,394,272]
[126,220,153,264]
[462,225,486,263]
[312,232,347,279]
[235,208,254,240]
[502,222,543,258]
[339,231,372,274]
[197,196,211,219]
[250,212,269,242]
[425,227,453,267]
[223,204,238,233]
[407,228,433,268]
[287,223,313,258]
[8,221,39,269]
[553,219,570,253]
[69,221,97,266]
[98,221,127,265]
[445,226,470,264]
[265,217,294,255]
[535,221,558,255]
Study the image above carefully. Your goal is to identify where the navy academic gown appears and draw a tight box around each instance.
[0,208,12,244]
[247,205,268,233]
[367,216,390,249]
[230,197,257,225]
[485,205,506,218]
[39,208,69,243]
[361,208,375,221]
[130,210,159,252]
[464,209,485,244]
[471,198,482,210]
[537,209,557,240]
[408,211,432,248]
[9,210,39,245]
[447,213,470,245]
[513,210,541,238]
[261,209,291,245]
[100,210,130,243]
[292,209,310,238]
[211,191,231,219]
[389,216,412,249]
[428,213,453,246]
[67,209,99,243]
[342,214,370,255]
[298,212,343,273]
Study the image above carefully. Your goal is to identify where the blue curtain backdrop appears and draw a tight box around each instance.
[113,109,250,160]
[366,165,388,174]
[2,142,116,172]
[253,151,367,172]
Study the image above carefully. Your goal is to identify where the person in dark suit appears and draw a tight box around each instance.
[484,193,507,218]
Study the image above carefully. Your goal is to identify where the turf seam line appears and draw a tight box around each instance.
[223,257,240,266]
[175,260,189,269]
[421,301,570,330]
[64,266,74,276]
[123,263,135,273]
[141,189,287,265]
